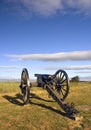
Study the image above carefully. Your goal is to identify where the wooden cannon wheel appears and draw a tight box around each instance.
[20,68,30,104]
[51,69,69,101]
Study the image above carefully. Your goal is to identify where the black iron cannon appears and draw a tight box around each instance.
[19,68,78,116]
[34,69,69,101]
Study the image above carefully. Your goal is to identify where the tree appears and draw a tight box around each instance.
[70,76,79,82]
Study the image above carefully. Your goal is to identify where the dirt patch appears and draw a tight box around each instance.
[77,105,91,111]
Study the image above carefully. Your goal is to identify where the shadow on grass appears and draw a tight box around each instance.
[3,93,75,120]
[30,101,75,120]
[30,93,76,120]
[3,93,24,106]
[3,92,54,106]
[30,93,55,102]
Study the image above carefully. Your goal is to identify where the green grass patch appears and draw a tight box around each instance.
[0,82,91,130]
[0,82,20,93]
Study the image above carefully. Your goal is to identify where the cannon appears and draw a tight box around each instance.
[35,69,69,101]
[19,68,78,116]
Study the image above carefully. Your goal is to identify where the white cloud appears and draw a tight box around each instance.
[6,50,91,62]
[76,71,91,73]
[66,0,91,15]
[0,66,19,69]
[43,65,91,70]
[30,0,63,16]
[3,0,63,16]
[68,0,91,8]
[3,0,91,16]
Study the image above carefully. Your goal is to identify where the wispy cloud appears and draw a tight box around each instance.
[76,71,91,73]
[43,65,91,70]
[2,0,91,16]
[66,0,91,15]
[6,50,91,62]
[0,66,19,69]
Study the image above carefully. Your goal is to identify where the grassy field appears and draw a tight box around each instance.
[0,82,91,130]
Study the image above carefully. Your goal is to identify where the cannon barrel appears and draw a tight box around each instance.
[35,74,52,87]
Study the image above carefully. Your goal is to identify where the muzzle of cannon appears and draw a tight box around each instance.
[19,68,79,116]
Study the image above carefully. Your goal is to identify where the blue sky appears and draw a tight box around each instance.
[0,0,91,80]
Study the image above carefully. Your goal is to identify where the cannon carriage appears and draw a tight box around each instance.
[19,68,78,115]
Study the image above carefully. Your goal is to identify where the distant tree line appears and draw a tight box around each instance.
[70,76,79,82]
